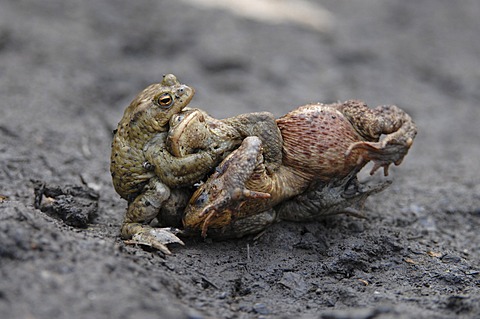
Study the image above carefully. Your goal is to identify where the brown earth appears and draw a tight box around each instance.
[1,0,479,318]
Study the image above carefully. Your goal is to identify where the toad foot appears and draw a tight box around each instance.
[124,227,184,255]
[345,139,411,176]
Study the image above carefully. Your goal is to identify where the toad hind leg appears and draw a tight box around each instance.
[121,177,184,254]
[339,101,417,176]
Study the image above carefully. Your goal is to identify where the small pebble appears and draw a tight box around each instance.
[441,254,461,264]
[187,310,204,319]
[253,303,270,315]
[348,221,364,233]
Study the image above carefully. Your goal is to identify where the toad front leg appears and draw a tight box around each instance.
[144,133,224,188]
[223,112,283,173]
[121,177,184,254]
[276,170,391,222]
[183,136,273,237]
[339,100,417,176]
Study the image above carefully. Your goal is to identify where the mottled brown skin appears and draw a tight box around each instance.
[182,100,417,237]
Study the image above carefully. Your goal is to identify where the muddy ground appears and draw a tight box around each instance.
[1,0,479,318]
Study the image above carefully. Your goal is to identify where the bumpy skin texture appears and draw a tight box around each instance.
[167,108,244,158]
[111,74,194,200]
[277,101,416,179]
[111,74,417,251]
[182,100,417,237]
[110,75,238,253]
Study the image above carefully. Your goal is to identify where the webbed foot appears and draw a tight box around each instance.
[124,226,184,255]
[345,138,413,176]
[121,177,185,254]
[339,101,417,176]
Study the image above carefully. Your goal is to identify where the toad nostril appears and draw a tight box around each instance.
[177,87,186,95]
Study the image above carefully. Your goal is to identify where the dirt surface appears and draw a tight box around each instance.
[1,0,479,318]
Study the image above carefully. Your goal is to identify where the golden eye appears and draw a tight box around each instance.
[155,93,174,107]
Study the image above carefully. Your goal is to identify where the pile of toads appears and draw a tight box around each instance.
[110,74,416,253]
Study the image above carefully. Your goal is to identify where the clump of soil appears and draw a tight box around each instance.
[33,181,99,228]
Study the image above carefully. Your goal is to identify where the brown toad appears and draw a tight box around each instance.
[181,100,417,237]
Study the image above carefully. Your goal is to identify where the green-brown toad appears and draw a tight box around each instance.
[110,74,234,252]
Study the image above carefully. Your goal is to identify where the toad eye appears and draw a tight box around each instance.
[194,192,208,206]
[174,114,185,123]
[155,93,174,107]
